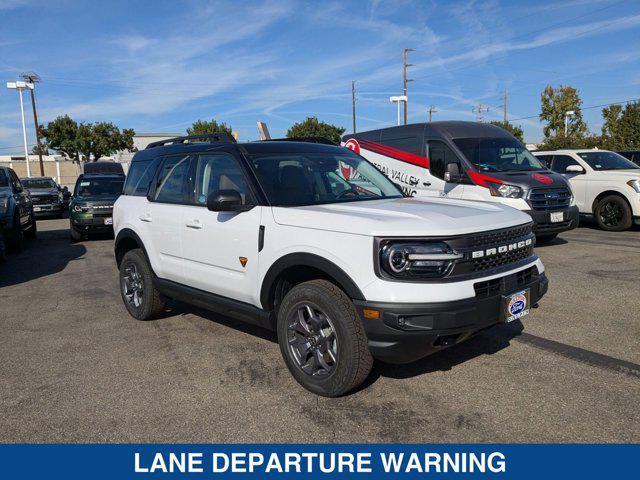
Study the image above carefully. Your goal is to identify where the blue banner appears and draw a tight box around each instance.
[0,444,637,479]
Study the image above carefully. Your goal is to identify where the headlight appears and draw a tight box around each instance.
[58,193,63,202]
[489,183,523,198]
[627,179,640,193]
[73,204,83,212]
[0,197,8,214]
[379,241,462,279]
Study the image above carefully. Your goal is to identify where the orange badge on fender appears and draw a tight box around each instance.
[239,257,248,268]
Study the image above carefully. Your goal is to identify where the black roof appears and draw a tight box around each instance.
[344,120,515,141]
[131,138,348,162]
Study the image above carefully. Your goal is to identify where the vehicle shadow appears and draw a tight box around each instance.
[535,237,568,248]
[0,228,87,288]
[359,321,524,388]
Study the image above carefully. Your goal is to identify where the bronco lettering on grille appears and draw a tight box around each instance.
[471,238,533,258]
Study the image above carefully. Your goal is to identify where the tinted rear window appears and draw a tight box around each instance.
[123,159,159,196]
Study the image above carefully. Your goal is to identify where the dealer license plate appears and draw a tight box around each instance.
[550,211,563,223]
[33,206,41,212]
[104,217,113,225]
[503,289,530,323]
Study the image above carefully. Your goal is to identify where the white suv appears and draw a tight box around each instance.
[533,149,640,231]
[114,134,548,396]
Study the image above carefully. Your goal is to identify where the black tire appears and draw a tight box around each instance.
[594,195,632,231]
[24,214,37,240]
[70,225,83,242]
[0,237,6,263]
[277,279,373,397]
[119,248,166,320]
[8,214,24,253]
[536,233,557,244]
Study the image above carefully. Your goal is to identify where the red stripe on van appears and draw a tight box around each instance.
[357,139,429,168]
[467,170,504,188]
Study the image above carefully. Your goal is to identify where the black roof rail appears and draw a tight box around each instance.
[146,133,237,149]
[264,137,337,145]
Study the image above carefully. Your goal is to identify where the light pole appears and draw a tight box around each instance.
[6,81,34,177]
[564,110,575,137]
[390,95,407,126]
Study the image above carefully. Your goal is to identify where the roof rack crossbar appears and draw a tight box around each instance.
[264,137,337,145]
[146,133,237,149]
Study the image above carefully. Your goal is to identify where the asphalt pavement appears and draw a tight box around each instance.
[1,217,638,442]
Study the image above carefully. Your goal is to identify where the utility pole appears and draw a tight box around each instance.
[472,104,489,122]
[351,80,356,134]
[402,48,414,125]
[503,89,507,123]
[21,72,44,176]
[427,105,437,122]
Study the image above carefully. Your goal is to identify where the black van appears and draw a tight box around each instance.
[343,121,579,241]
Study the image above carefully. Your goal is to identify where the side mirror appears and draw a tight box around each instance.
[444,163,461,182]
[565,165,585,174]
[206,189,251,212]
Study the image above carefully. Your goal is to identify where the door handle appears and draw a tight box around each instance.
[139,214,152,222]
[423,182,431,186]
[185,219,202,229]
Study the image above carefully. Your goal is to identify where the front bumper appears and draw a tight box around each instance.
[70,215,113,234]
[32,203,63,216]
[525,206,579,235]
[354,268,548,364]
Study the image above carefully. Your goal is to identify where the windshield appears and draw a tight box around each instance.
[248,151,403,206]
[577,151,639,171]
[453,137,546,172]
[75,177,124,198]
[22,178,56,189]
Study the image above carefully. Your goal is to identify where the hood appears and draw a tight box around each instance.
[272,197,531,237]
[27,187,59,196]
[473,170,570,192]
[73,194,120,204]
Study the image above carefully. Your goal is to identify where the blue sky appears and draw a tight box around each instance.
[1,0,639,153]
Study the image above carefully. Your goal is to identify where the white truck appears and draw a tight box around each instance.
[343,121,579,242]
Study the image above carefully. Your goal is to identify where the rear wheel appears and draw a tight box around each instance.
[595,195,632,231]
[119,249,166,320]
[70,225,83,242]
[277,279,373,397]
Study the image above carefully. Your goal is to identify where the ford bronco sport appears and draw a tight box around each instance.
[113,134,548,396]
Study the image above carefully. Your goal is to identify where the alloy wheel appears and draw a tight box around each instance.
[122,263,144,309]
[287,303,338,377]
[600,201,623,227]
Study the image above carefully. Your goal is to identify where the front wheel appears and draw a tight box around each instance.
[277,279,373,397]
[595,195,632,231]
[119,249,166,320]
[8,215,24,252]
[0,237,6,263]
[24,215,37,239]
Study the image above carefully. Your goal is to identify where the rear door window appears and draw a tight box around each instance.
[124,158,160,196]
[153,155,193,204]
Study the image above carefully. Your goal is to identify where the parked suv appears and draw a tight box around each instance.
[533,149,640,231]
[20,176,65,218]
[69,173,125,241]
[0,166,36,252]
[114,134,548,396]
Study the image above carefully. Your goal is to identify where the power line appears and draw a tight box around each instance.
[508,97,640,122]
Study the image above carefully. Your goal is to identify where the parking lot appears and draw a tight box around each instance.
[1,217,639,443]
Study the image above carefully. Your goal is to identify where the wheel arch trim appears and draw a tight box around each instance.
[260,252,365,310]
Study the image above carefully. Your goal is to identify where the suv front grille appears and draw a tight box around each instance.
[32,195,57,204]
[467,224,532,248]
[474,266,537,298]
[471,246,532,272]
[528,187,571,210]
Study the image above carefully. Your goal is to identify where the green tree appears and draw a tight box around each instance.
[76,122,136,162]
[40,116,135,162]
[600,104,622,149]
[617,101,640,149]
[286,116,346,144]
[39,115,80,161]
[539,85,588,148]
[488,120,524,143]
[187,119,232,136]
